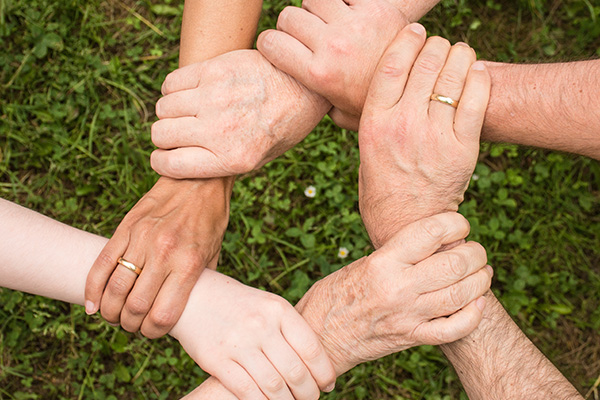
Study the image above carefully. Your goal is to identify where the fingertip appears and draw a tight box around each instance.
[256,29,276,53]
[407,22,426,36]
[471,61,486,71]
[476,296,486,312]
[85,300,98,315]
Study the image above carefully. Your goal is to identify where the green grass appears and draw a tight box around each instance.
[1,0,599,398]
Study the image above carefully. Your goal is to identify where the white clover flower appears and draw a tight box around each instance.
[304,185,316,198]
[471,174,480,181]
[338,247,349,259]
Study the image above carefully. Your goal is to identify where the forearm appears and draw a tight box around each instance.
[0,198,105,304]
[483,60,600,159]
[169,1,264,196]
[441,290,582,399]
[180,0,262,66]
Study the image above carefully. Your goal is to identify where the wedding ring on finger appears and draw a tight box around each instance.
[430,93,459,109]
[117,257,143,276]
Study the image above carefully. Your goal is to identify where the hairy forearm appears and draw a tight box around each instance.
[441,291,582,399]
[483,60,600,159]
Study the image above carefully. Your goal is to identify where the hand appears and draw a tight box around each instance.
[257,0,408,130]
[296,213,492,374]
[150,49,330,179]
[85,177,232,338]
[170,269,336,400]
[358,24,491,248]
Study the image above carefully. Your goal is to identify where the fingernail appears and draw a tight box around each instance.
[259,31,274,50]
[476,296,486,311]
[455,41,469,47]
[409,23,425,35]
[485,265,494,277]
[325,383,335,393]
[108,322,119,327]
[85,300,97,315]
[472,61,486,71]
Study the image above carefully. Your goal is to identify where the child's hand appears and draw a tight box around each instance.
[170,269,336,400]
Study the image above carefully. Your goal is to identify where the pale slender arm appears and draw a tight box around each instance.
[483,60,600,159]
[0,198,106,304]
[440,291,582,399]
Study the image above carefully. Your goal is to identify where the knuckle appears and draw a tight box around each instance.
[419,217,446,243]
[445,252,467,278]
[125,295,152,316]
[308,63,333,85]
[154,230,179,255]
[326,37,352,57]
[447,283,466,310]
[230,152,258,174]
[107,275,131,297]
[95,251,118,271]
[148,308,177,330]
[288,362,308,384]
[415,52,444,74]
[302,338,323,361]
[378,53,408,79]
[436,71,464,88]
[264,375,285,393]
[236,377,259,398]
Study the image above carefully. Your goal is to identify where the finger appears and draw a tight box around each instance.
[263,339,320,400]
[257,29,312,86]
[155,89,202,119]
[213,361,268,400]
[99,250,143,325]
[429,42,476,126]
[416,296,487,345]
[85,227,130,315]
[301,0,349,23]
[277,6,327,50]
[412,241,487,293]
[400,36,451,110]
[236,351,295,400]
[421,265,493,317]
[381,212,471,265]
[161,63,205,95]
[151,117,205,150]
[454,61,491,147]
[281,311,337,392]
[140,271,197,339]
[150,148,227,179]
[363,23,427,111]
[328,107,359,131]
[120,260,167,333]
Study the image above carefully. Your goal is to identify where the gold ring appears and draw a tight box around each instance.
[117,257,143,276]
[430,93,459,109]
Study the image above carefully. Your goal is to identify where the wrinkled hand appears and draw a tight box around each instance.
[150,49,330,179]
[257,0,408,130]
[181,213,491,399]
[85,177,232,338]
[170,269,336,400]
[296,213,491,374]
[358,24,491,247]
